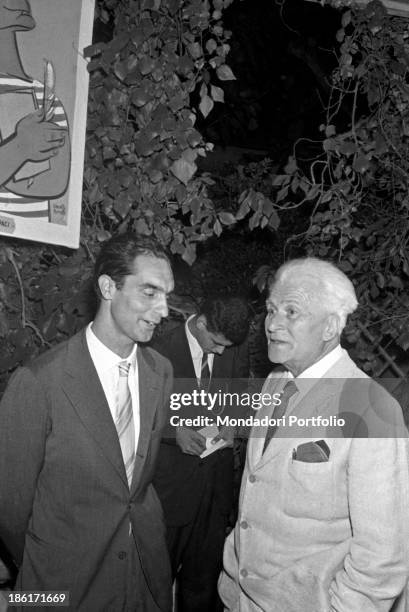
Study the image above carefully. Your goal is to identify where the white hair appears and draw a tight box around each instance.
[272,257,358,331]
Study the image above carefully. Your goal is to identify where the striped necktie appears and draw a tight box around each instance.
[262,380,298,453]
[116,361,135,487]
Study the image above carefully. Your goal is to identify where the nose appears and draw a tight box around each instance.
[265,311,283,332]
[156,295,169,319]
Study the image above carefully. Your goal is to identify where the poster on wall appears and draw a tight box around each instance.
[0,0,95,249]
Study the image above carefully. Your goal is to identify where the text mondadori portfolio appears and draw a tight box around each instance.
[169,415,345,427]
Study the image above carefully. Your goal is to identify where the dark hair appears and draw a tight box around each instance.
[200,296,250,345]
[93,232,170,298]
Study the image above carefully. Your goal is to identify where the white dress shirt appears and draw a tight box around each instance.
[185,315,214,380]
[86,323,140,450]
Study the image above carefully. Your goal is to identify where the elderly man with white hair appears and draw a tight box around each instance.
[218,257,409,612]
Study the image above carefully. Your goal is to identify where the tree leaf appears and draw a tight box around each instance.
[339,140,357,156]
[170,158,197,184]
[206,39,217,54]
[212,219,222,236]
[216,64,236,81]
[188,42,202,59]
[182,245,196,265]
[235,199,250,220]
[267,209,280,229]
[353,153,370,174]
[199,94,214,118]
[139,57,155,75]
[210,85,224,102]
[218,212,236,225]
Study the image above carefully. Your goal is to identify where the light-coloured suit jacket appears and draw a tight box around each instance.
[219,351,409,612]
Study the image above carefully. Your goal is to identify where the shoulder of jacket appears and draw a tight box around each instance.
[141,344,173,373]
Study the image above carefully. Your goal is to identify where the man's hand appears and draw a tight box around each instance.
[14,110,67,162]
[211,424,236,447]
[176,426,206,456]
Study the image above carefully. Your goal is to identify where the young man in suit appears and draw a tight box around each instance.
[0,233,174,611]
[152,296,250,612]
[219,257,409,612]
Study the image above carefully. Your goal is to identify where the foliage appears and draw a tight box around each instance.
[87,0,240,266]
[0,0,285,393]
[0,241,95,392]
[85,0,279,256]
[258,0,409,373]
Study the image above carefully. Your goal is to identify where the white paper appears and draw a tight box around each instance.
[198,425,229,458]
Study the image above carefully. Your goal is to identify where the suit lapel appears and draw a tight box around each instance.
[61,330,127,487]
[246,374,283,469]
[131,346,162,490]
[250,353,359,469]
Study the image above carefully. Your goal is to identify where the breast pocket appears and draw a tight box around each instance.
[283,455,336,520]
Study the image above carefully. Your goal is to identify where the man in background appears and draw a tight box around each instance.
[0,232,174,611]
[153,296,250,612]
[219,257,409,612]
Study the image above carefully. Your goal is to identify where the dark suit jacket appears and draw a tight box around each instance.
[152,323,249,526]
[0,329,173,611]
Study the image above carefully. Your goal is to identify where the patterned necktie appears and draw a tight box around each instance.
[116,361,135,487]
[262,380,298,453]
[200,353,211,388]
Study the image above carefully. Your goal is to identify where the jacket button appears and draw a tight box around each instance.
[248,474,256,483]
[240,569,248,578]
[240,520,248,529]
[118,551,127,560]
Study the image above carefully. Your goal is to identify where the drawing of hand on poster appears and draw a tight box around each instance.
[0,0,70,219]
[0,0,95,248]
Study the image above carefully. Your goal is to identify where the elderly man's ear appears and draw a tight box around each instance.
[323,313,341,341]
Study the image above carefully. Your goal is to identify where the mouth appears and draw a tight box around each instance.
[268,338,289,346]
[143,320,158,329]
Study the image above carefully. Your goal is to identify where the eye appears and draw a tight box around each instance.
[143,288,157,297]
[286,306,298,318]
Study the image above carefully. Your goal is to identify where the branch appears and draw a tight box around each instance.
[25,320,52,348]
[5,248,26,327]
[5,247,51,348]
[81,239,96,263]
[351,81,359,148]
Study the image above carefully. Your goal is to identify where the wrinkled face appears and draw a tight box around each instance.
[196,317,233,355]
[0,0,35,31]
[103,254,174,345]
[265,276,332,376]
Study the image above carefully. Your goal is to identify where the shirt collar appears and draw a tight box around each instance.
[296,344,344,379]
[86,322,137,372]
[185,314,203,361]
[283,344,344,399]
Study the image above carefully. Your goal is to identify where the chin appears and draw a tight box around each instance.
[268,346,290,365]
[136,330,154,343]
